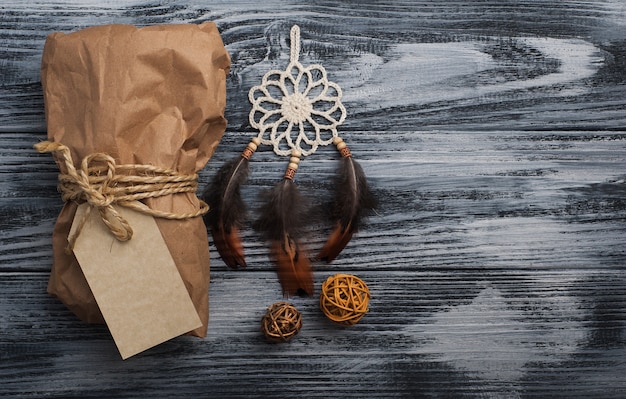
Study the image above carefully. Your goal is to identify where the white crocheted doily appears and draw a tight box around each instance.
[248,25,347,157]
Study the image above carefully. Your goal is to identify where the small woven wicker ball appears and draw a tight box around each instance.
[320,273,370,325]
[261,301,302,342]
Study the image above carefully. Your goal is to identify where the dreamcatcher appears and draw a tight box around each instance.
[203,25,376,296]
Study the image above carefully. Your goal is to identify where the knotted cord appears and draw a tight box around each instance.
[35,141,208,250]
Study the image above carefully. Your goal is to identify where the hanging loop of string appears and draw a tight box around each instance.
[289,24,301,63]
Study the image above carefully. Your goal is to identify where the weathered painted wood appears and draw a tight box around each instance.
[1,0,625,397]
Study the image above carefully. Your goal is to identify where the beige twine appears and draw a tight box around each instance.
[34,141,208,251]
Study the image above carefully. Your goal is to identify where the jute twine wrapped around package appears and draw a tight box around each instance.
[40,23,230,337]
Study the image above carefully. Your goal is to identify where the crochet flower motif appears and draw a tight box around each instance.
[249,25,347,157]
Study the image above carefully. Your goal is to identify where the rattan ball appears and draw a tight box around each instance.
[261,301,302,342]
[320,273,370,325]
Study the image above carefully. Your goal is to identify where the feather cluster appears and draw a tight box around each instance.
[255,178,314,297]
[203,135,376,297]
[318,155,377,262]
[202,156,250,269]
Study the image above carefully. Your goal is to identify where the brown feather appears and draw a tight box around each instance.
[318,222,354,263]
[270,236,314,297]
[211,226,245,270]
[255,176,313,296]
[318,154,377,262]
[202,154,251,269]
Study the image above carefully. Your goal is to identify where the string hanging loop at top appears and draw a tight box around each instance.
[289,25,301,63]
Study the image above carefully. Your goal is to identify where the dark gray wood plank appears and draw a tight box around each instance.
[1,0,625,397]
[1,270,624,397]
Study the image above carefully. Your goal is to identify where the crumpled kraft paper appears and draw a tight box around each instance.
[40,22,230,337]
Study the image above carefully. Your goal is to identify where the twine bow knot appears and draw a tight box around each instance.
[35,141,209,250]
[71,151,134,242]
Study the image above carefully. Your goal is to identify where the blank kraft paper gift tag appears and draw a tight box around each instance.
[70,203,203,359]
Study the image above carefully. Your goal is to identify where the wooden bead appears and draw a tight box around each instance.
[332,136,344,145]
[284,167,296,180]
[288,162,299,171]
[291,149,302,158]
[289,156,300,164]
[336,141,347,151]
[241,146,254,160]
[241,137,260,159]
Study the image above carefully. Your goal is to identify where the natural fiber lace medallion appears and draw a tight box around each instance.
[203,24,376,300]
[248,25,346,157]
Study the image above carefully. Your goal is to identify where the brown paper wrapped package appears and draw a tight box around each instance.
[40,23,230,337]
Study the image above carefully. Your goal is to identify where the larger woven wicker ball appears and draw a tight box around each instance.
[261,302,302,342]
[320,274,370,325]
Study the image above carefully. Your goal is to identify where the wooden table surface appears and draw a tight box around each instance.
[1,1,625,397]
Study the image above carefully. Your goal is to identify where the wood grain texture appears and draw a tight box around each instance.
[1,1,625,397]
